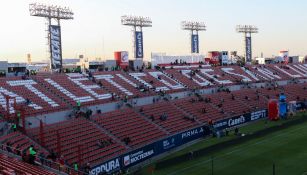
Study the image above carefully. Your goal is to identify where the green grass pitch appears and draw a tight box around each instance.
[141,114,307,175]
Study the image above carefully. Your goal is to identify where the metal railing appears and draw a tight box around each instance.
[0,143,88,175]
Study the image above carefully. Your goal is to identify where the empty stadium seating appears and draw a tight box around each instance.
[0,77,68,116]
[129,70,186,93]
[163,69,214,89]
[0,63,306,174]
[139,101,200,134]
[0,131,48,155]
[0,152,55,175]
[27,118,126,166]
[204,92,253,116]
[93,71,156,98]
[92,108,167,147]
[173,97,226,123]
[33,73,113,107]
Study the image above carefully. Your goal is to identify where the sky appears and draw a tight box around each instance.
[0,0,307,62]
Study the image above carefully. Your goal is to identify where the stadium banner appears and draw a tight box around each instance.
[135,31,144,59]
[245,36,252,62]
[49,25,62,70]
[121,51,129,63]
[156,126,207,154]
[90,126,208,174]
[191,34,199,53]
[89,157,121,175]
[122,143,156,168]
[213,109,267,130]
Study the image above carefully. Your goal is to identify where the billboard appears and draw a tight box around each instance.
[89,125,209,174]
[135,31,143,59]
[89,157,121,175]
[155,126,207,154]
[208,51,220,64]
[213,109,267,130]
[191,34,199,53]
[245,36,252,62]
[279,51,289,64]
[122,144,155,168]
[49,25,62,70]
[121,51,129,63]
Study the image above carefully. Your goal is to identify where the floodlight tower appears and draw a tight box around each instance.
[236,25,258,63]
[121,15,152,60]
[181,21,206,54]
[29,3,74,71]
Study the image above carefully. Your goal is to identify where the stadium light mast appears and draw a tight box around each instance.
[121,15,152,60]
[236,25,258,64]
[29,3,74,71]
[181,21,206,54]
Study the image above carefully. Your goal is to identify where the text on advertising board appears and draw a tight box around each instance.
[50,25,62,69]
[191,34,199,53]
[90,158,120,175]
[135,31,143,58]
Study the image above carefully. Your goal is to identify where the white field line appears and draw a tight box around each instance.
[166,124,307,175]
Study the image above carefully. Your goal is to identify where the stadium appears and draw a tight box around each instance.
[1,1,307,175]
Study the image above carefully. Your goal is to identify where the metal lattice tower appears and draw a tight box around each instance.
[29,3,74,70]
[236,25,258,63]
[181,21,206,54]
[121,15,152,59]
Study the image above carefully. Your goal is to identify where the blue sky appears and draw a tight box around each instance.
[0,0,307,62]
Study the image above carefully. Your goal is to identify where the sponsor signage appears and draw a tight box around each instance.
[214,110,267,130]
[156,126,206,153]
[250,109,267,121]
[191,34,199,53]
[181,126,204,142]
[135,31,143,59]
[121,51,129,63]
[123,144,155,168]
[90,126,208,174]
[162,136,176,150]
[49,25,62,70]
[89,158,121,175]
[245,36,252,62]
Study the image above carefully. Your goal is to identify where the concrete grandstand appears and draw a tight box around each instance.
[0,63,307,174]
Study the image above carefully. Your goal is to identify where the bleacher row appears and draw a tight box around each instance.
[0,64,306,117]
[0,152,55,175]
[0,64,306,174]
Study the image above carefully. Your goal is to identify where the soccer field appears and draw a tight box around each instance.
[141,117,307,175]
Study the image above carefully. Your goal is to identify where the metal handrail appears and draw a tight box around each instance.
[0,143,88,175]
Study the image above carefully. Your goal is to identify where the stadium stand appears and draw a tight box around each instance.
[92,108,167,147]
[27,118,126,166]
[33,73,113,107]
[0,76,68,116]
[0,131,48,157]
[0,63,306,174]
[0,152,55,175]
[93,71,156,98]
[129,70,186,93]
[163,68,215,89]
[139,101,200,134]
[203,92,253,116]
[268,64,307,80]
[173,96,226,123]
